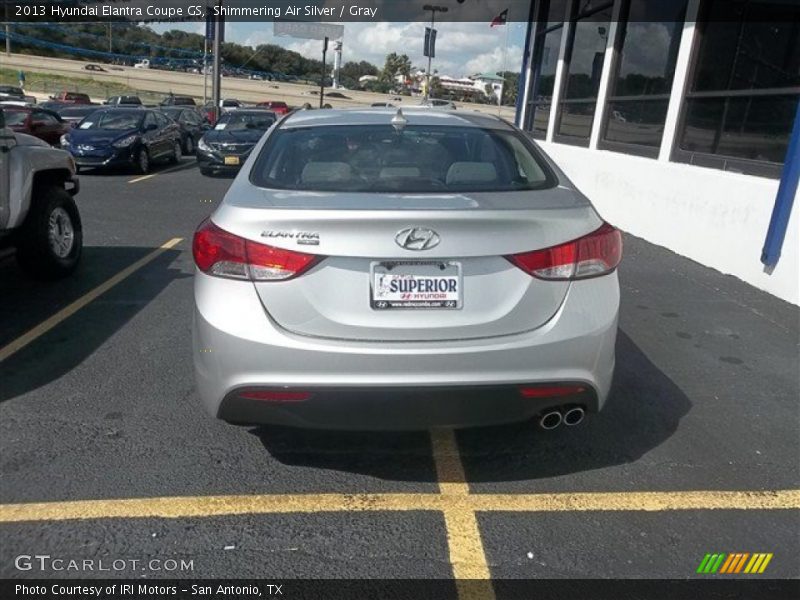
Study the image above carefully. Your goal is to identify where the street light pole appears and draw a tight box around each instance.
[4,1,10,56]
[423,5,447,101]
[319,36,328,109]
[212,0,222,122]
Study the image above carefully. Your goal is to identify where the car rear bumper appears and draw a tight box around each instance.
[193,271,619,430]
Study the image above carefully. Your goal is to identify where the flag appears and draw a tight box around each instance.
[490,8,508,27]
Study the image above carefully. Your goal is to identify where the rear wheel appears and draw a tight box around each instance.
[16,185,83,280]
[199,167,213,177]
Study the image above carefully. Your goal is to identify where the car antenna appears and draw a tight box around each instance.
[391,108,407,134]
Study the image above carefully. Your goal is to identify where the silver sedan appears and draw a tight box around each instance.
[192,109,621,430]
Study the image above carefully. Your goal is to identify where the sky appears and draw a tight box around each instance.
[149,20,529,78]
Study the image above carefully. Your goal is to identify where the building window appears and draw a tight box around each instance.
[553,0,614,146]
[599,0,688,157]
[674,0,800,177]
[523,0,568,139]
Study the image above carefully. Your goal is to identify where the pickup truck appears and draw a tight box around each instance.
[0,108,82,278]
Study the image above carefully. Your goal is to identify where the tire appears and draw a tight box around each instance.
[184,135,195,155]
[199,167,212,177]
[170,140,181,164]
[16,185,83,280]
[137,148,150,174]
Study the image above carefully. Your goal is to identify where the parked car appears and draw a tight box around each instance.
[255,101,290,116]
[0,85,25,101]
[60,108,182,174]
[196,109,276,176]
[38,101,69,112]
[158,107,210,154]
[1,106,70,146]
[201,101,218,126]
[0,108,82,279]
[326,92,350,99]
[371,102,395,108]
[419,98,457,110]
[221,99,244,109]
[84,63,106,72]
[133,59,151,69]
[50,91,92,105]
[192,108,622,430]
[160,95,197,107]
[105,95,142,106]
[57,105,102,127]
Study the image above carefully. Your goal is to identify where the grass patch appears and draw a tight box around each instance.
[0,67,164,104]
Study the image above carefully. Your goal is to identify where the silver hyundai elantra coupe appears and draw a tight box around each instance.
[192,108,621,430]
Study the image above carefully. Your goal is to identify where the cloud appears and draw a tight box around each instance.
[150,20,529,77]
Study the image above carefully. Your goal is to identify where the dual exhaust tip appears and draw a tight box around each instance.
[538,406,585,430]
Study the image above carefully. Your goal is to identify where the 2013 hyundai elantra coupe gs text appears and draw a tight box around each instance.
[192,109,622,431]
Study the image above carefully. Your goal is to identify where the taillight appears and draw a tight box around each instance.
[506,222,622,280]
[192,220,322,281]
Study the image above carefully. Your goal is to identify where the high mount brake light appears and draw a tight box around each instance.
[192,220,322,281]
[506,223,622,280]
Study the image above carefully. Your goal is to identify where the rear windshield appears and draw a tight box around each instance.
[250,124,554,193]
[2,110,27,126]
[59,106,98,117]
[79,111,142,130]
[215,112,276,131]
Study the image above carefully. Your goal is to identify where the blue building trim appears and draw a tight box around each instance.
[761,100,800,268]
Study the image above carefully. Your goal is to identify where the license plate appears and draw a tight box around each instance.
[371,261,462,310]
[223,156,240,165]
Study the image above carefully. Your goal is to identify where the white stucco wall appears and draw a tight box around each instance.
[539,142,799,305]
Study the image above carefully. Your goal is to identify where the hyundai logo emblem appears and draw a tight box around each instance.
[395,227,440,251]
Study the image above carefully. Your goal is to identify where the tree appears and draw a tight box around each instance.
[381,52,412,85]
[500,71,520,106]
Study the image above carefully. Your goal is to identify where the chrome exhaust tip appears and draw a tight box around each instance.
[563,406,586,427]
[538,410,563,430]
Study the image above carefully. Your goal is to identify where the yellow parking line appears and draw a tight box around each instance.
[128,162,194,184]
[467,489,800,512]
[431,429,495,598]
[1,489,798,524]
[0,494,444,523]
[0,238,183,363]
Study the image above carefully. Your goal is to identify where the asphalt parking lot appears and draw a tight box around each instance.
[0,159,798,595]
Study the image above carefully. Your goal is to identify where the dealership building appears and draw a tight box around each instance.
[516,0,799,304]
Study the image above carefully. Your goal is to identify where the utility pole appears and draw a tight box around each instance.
[203,37,208,105]
[4,1,10,55]
[319,36,328,108]
[212,0,222,122]
[423,5,447,100]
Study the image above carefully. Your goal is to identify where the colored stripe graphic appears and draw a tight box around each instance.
[702,552,774,575]
[697,554,713,573]
[734,553,750,573]
[758,554,773,573]
[709,554,726,573]
[718,554,735,573]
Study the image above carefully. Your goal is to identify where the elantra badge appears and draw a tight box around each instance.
[396,228,440,251]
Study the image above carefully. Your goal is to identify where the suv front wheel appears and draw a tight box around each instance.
[16,185,83,279]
